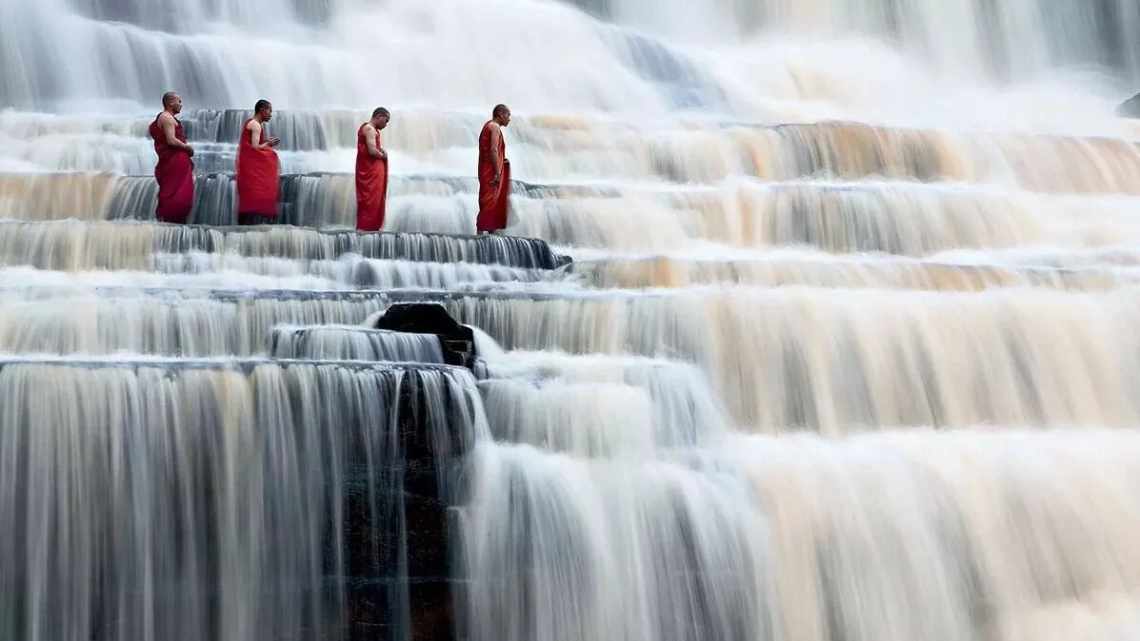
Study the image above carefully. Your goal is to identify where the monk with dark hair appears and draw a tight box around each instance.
[355,107,390,232]
[148,91,195,223]
[476,104,511,234]
[235,99,281,225]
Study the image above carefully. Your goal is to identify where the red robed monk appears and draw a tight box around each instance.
[148,92,195,224]
[235,99,281,225]
[476,104,511,234]
[355,107,390,232]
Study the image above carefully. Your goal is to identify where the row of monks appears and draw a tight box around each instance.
[148,93,512,233]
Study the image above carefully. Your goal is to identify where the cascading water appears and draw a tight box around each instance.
[0,359,486,640]
[4,0,1140,639]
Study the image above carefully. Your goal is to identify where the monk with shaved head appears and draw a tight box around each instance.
[476,104,511,234]
[148,91,195,223]
[235,99,281,225]
[355,107,390,232]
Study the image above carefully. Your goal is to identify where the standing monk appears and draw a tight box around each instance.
[476,104,511,234]
[148,92,195,224]
[355,107,390,232]
[235,99,281,225]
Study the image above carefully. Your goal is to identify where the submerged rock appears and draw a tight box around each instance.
[1118,93,1140,117]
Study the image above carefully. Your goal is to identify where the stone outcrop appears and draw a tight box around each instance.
[1119,93,1140,118]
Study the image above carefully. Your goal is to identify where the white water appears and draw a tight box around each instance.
[0,361,487,641]
[4,0,1140,639]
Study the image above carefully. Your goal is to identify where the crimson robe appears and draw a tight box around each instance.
[476,120,510,233]
[148,114,194,224]
[235,118,280,222]
[355,123,388,232]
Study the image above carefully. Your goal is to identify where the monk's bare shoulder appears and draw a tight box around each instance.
[486,121,502,142]
[246,119,261,131]
[361,123,376,135]
[157,111,176,124]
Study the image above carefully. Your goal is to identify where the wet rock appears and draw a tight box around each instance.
[1118,93,1140,118]
[373,303,477,369]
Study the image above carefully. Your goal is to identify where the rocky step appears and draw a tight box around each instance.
[0,171,605,227]
[0,220,570,271]
[5,285,1139,431]
[0,287,591,357]
[271,304,481,370]
[270,325,450,364]
[6,118,1140,192]
[570,253,1140,291]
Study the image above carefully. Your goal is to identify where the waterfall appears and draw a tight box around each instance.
[270,325,447,362]
[0,359,486,641]
[459,430,1140,641]
[5,0,1140,639]
[575,0,1140,81]
[477,350,731,453]
[0,221,565,271]
[4,0,1140,110]
[573,253,1140,290]
[444,288,1140,430]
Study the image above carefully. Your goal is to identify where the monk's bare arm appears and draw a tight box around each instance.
[247,120,264,149]
[488,123,502,183]
[159,112,193,155]
[248,120,279,149]
[363,124,384,159]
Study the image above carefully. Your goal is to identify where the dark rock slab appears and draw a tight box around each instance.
[373,303,477,369]
[1119,93,1140,118]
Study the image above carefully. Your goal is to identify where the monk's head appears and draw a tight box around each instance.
[162,91,182,115]
[254,99,273,122]
[493,104,511,127]
[371,107,390,131]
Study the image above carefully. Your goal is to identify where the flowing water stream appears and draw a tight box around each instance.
[3,0,1140,639]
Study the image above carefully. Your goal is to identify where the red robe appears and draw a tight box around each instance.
[235,118,280,221]
[476,120,510,233]
[355,123,388,232]
[148,114,195,224]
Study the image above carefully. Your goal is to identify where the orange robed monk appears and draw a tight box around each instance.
[148,91,195,224]
[355,107,390,232]
[235,99,281,225]
[476,104,511,234]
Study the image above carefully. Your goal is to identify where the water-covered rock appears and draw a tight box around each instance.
[1119,92,1140,117]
